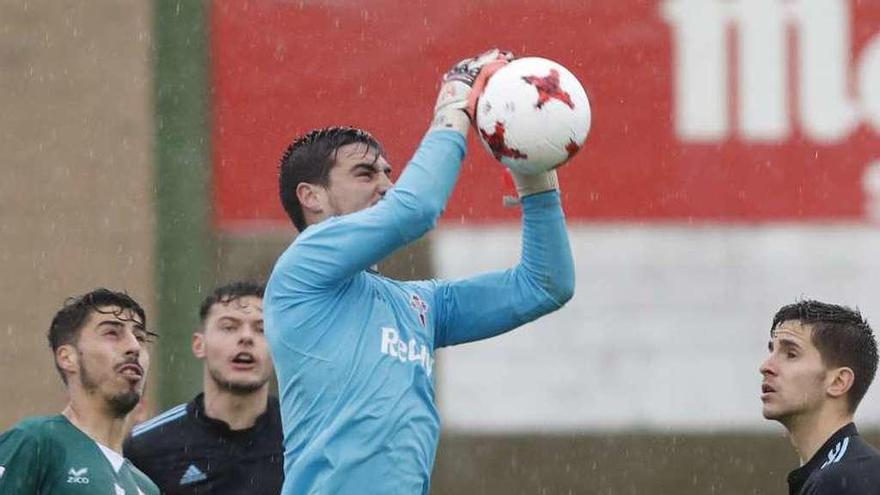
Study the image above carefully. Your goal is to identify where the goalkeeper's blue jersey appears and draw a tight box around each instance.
[265,130,574,495]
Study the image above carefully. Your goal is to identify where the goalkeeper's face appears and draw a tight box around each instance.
[319,142,393,219]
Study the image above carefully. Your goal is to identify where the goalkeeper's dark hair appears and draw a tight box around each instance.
[48,288,152,384]
[279,126,385,232]
[772,299,878,413]
[199,281,265,323]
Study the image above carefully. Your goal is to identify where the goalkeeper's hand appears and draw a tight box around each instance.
[429,49,513,135]
[505,169,560,205]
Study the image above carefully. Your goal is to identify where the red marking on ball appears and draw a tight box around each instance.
[522,69,575,110]
[565,139,580,158]
[480,121,528,160]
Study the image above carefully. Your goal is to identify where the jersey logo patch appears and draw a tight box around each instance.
[821,437,850,469]
[180,464,208,485]
[67,467,90,484]
[410,294,429,327]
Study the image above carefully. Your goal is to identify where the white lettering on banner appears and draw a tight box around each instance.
[380,327,434,376]
[661,0,880,143]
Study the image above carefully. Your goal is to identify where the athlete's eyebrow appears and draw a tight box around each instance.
[216,315,243,324]
[775,338,803,352]
[352,162,392,175]
[97,320,125,330]
[97,319,148,333]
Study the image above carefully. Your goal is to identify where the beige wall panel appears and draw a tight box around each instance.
[0,1,153,429]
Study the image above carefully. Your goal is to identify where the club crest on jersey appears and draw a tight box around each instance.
[410,293,428,327]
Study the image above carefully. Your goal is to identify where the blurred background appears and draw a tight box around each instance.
[2,0,880,493]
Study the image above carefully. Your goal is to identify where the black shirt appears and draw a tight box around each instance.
[124,393,284,495]
[788,423,880,495]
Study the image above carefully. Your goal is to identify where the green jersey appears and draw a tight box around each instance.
[0,415,159,495]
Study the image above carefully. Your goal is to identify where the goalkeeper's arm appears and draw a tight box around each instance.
[433,181,574,348]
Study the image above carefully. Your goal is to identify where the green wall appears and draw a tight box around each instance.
[154,0,212,408]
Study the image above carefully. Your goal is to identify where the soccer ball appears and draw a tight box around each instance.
[475,57,591,175]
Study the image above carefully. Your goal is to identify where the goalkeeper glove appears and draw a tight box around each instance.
[430,49,513,136]
[503,169,560,206]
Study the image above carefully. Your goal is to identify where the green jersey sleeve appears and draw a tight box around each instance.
[0,427,43,493]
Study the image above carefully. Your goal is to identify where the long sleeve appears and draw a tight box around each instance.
[0,427,41,493]
[433,189,575,348]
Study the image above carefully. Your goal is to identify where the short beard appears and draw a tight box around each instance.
[207,366,268,396]
[79,358,141,418]
[106,390,141,417]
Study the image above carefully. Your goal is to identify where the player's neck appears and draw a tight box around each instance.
[62,397,130,453]
[785,406,853,465]
[203,381,269,431]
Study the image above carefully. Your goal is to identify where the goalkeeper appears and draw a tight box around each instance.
[265,49,575,495]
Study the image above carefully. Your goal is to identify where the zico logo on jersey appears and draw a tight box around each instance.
[380,327,434,376]
[662,0,880,143]
[67,467,90,484]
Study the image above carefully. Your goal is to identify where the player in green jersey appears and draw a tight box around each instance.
[0,288,160,495]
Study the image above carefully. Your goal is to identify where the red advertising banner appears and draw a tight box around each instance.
[211,0,880,230]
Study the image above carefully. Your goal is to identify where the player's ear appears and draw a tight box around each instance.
[826,366,855,399]
[296,182,326,215]
[192,331,206,359]
[56,344,79,378]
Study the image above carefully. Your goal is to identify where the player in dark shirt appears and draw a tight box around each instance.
[787,422,880,494]
[125,392,282,494]
[760,300,880,495]
[125,282,283,494]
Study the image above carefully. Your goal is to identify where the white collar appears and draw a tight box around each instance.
[95,441,125,473]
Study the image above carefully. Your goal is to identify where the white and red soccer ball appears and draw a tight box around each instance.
[475,57,591,175]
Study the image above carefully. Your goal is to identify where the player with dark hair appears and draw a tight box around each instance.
[266,49,575,494]
[0,288,159,494]
[761,299,880,494]
[124,281,283,494]
[279,126,386,233]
